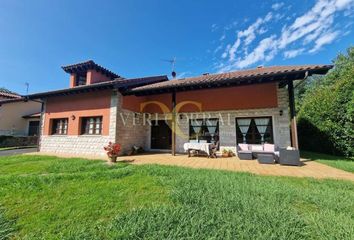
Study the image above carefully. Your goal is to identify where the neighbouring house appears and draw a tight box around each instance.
[0,89,41,136]
[26,60,332,157]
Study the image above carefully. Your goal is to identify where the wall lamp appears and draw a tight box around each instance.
[71,115,76,120]
[279,110,283,116]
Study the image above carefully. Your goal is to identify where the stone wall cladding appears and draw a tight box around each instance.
[116,93,149,155]
[39,93,117,157]
[172,87,291,153]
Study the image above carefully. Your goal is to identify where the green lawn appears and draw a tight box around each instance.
[0,155,353,239]
[301,151,354,173]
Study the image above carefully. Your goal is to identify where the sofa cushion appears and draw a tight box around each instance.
[238,144,249,151]
[264,143,275,152]
[250,145,263,151]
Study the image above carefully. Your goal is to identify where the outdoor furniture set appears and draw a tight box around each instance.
[237,143,301,166]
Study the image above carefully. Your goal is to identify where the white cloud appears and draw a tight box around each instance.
[219,35,277,71]
[309,31,339,52]
[176,71,191,79]
[214,44,223,54]
[216,0,354,71]
[284,48,305,58]
[272,2,285,10]
[211,23,218,32]
[224,12,273,61]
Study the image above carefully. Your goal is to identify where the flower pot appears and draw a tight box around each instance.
[222,153,229,158]
[109,156,117,163]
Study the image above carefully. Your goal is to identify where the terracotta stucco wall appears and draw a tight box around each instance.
[122,82,278,113]
[0,101,41,135]
[87,70,112,84]
[69,70,112,88]
[43,91,111,135]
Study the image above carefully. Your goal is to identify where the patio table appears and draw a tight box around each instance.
[184,142,212,156]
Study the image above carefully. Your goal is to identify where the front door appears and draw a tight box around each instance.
[28,120,40,136]
[151,120,172,150]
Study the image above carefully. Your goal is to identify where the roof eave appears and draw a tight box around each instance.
[126,65,333,96]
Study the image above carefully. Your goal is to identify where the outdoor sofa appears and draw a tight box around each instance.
[237,143,278,161]
[236,143,301,166]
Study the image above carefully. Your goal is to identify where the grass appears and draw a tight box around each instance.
[302,151,354,173]
[0,206,15,240]
[0,155,353,239]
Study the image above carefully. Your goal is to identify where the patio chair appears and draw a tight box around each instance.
[209,141,220,158]
[278,148,301,166]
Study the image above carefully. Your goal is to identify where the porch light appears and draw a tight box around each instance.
[71,115,76,120]
[279,110,283,116]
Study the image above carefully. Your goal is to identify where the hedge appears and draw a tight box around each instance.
[297,47,354,157]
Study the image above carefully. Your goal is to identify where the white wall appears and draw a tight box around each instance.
[0,101,41,136]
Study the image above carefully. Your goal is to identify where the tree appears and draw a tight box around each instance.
[297,47,354,157]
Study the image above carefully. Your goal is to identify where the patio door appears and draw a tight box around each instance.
[151,120,172,150]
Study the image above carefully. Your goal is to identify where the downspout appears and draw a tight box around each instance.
[25,97,45,152]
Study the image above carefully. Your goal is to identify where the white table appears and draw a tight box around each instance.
[183,142,212,156]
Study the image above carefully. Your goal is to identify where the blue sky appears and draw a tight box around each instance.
[0,0,353,94]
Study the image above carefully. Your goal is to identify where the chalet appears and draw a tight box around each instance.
[26,60,332,156]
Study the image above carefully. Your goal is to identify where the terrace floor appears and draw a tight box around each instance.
[29,152,354,181]
[118,153,354,181]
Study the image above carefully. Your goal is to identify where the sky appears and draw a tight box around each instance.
[0,0,353,94]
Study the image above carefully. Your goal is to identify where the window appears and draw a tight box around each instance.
[189,118,219,144]
[81,116,102,135]
[236,117,273,144]
[75,74,87,86]
[51,118,68,135]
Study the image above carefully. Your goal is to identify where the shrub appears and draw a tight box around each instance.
[297,47,354,157]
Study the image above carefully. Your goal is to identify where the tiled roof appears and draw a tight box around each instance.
[0,88,21,99]
[128,65,332,95]
[26,75,168,99]
[62,60,121,79]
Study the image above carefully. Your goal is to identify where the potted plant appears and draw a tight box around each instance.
[228,149,235,157]
[222,149,230,158]
[104,142,121,163]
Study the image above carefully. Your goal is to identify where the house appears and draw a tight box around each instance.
[27,60,332,157]
[0,89,41,136]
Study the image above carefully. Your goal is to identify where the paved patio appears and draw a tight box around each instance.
[118,153,354,181]
[28,152,354,181]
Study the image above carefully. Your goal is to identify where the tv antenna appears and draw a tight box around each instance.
[161,57,177,78]
[25,82,29,94]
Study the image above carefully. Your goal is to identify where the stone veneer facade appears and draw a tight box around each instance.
[39,87,290,156]
[39,92,118,157]
[145,87,290,153]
